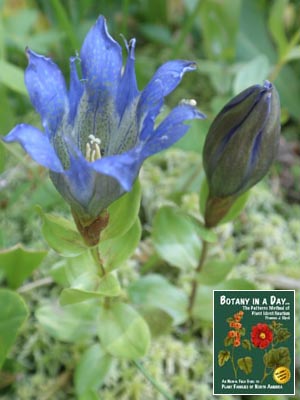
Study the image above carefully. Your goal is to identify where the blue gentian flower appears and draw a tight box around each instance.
[3,16,204,225]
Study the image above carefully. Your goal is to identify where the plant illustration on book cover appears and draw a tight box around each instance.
[218,311,291,383]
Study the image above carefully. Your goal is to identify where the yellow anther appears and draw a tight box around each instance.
[85,135,102,162]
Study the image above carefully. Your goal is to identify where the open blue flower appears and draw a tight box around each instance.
[3,16,204,221]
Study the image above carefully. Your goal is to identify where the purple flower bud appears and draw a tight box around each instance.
[203,81,281,227]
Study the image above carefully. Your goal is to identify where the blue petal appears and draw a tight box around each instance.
[116,38,139,117]
[65,155,95,206]
[137,60,197,138]
[3,124,64,172]
[50,153,124,218]
[49,154,95,216]
[145,60,197,97]
[25,48,68,137]
[142,104,206,157]
[90,147,143,192]
[68,56,84,125]
[138,79,164,141]
[80,16,122,102]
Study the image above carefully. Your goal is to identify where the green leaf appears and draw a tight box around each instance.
[99,219,141,271]
[140,308,173,337]
[237,0,300,120]
[38,208,87,257]
[193,285,214,322]
[98,302,151,360]
[60,288,101,306]
[263,347,291,369]
[97,273,121,296]
[78,391,99,400]
[273,326,290,344]
[199,0,241,61]
[284,45,300,62]
[224,336,234,347]
[221,278,257,290]
[194,279,256,321]
[0,244,47,289]
[128,274,188,325]
[237,0,276,61]
[242,339,252,350]
[233,55,270,94]
[237,356,253,374]
[268,0,288,58]
[193,219,218,243]
[0,59,27,95]
[36,301,98,342]
[65,270,98,291]
[60,274,121,305]
[101,180,141,241]
[152,206,201,270]
[74,343,112,396]
[49,252,96,286]
[218,350,230,367]
[0,289,29,368]
[198,259,235,286]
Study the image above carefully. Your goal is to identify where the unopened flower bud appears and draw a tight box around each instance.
[203,80,281,227]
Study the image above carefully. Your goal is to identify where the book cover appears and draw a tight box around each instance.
[213,290,295,395]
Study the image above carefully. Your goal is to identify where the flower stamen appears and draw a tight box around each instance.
[180,98,197,107]
[86,134,102,162]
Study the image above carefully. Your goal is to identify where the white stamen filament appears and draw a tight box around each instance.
[85,134,102,162]
[85,142,91,160]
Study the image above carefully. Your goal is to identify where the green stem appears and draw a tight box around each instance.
[231,347,237,379]
[187,240,208,317]
[133,361,175,400]
[261,366,272,383]
[90,246,106,277]
[18,277,53,293]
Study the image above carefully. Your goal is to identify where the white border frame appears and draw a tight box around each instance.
[213,289,296,396]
